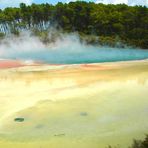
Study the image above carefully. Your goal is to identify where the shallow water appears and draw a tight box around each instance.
[0,61,148,148]
[2,46,148,64]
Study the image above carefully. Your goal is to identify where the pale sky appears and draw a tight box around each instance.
[0,0,147,9]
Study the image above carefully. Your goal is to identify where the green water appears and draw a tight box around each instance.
[3,46,148,64]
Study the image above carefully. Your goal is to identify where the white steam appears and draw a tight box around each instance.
[0,31,148,64]
[0,32,45,57]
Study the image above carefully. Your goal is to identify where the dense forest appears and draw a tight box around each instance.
[0,1,147,48]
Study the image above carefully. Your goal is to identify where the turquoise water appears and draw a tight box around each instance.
[3,46,148,64]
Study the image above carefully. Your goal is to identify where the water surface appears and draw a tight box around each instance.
[2,46,148,64]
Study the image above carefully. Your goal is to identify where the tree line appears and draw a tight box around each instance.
[0,1,147,48]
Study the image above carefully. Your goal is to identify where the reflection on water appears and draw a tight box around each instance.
[0,62,148,148]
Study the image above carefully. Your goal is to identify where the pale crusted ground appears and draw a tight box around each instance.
[0,60,148,148]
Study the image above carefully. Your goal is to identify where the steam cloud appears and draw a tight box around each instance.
[0,31,148,64]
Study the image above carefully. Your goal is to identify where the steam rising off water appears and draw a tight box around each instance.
[0,32,148,64]
[0,32,148,148]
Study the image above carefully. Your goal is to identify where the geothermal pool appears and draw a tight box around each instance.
[0,33,148,148]
[2,46,148,64]
[0,59,148,148]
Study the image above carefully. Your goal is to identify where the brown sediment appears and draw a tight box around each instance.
[0,59,42,69]
[0,59,148,70]
[0,60,24,68]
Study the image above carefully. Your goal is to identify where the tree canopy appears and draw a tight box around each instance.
[0,1,147,48]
